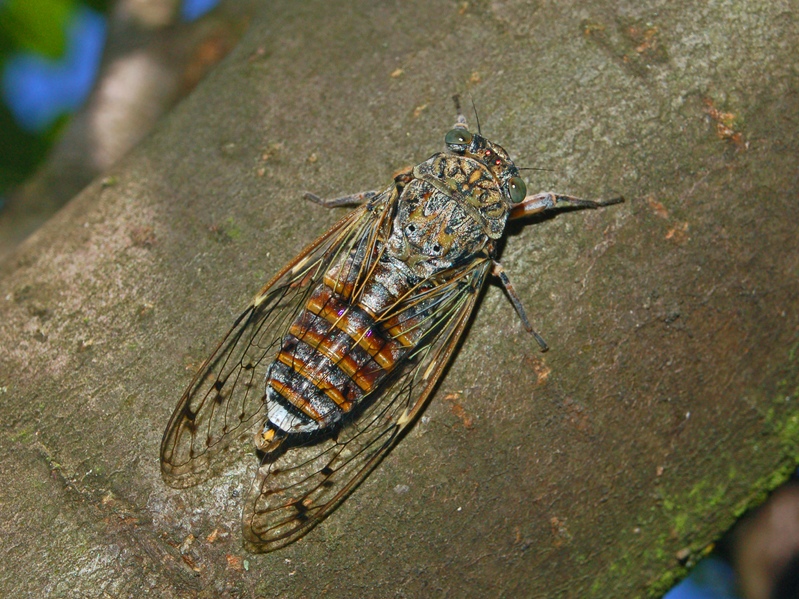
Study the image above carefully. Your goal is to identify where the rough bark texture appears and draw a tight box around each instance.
[1,1,797,597]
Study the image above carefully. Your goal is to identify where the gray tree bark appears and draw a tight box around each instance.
[1,0,797,597]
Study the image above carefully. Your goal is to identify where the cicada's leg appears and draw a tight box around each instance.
[510,192,624,220]
[304,190,379,208]
[492,260,548,352]
[305,167,415,209]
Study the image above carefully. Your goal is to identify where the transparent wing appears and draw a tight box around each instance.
[241,258,493,552]
[160,192,394,488]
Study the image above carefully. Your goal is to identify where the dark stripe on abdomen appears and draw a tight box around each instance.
[266,282,407,431]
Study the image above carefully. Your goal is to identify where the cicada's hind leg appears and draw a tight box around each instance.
[509,192,624,220]
[492,260,549,352]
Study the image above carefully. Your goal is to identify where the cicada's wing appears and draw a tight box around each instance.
[160,190,395,488]
[241,258,493,552]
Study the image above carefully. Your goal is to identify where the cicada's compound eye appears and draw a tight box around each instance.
[445,128,473,150]
[508,176,527,204]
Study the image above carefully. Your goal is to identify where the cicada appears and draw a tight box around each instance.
[160,101,622,552]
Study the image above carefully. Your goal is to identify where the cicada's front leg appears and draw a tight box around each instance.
[305,167,415,209]
[509,192,624,220]
[304,190,379,208]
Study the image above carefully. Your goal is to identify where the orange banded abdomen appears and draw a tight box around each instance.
[265,260,422,435]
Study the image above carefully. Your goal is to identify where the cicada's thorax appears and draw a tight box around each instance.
[264,140,518,436]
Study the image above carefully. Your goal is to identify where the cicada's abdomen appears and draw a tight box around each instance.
[264,249,425,435]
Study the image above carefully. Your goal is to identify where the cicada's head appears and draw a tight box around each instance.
[444,128,528,208]
[408,126,528,242]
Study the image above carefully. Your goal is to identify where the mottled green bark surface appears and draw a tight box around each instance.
[1,1,798,597]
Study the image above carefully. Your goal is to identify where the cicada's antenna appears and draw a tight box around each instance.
[470,96,482,136]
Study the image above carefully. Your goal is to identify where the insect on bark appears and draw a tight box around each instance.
[160,99,623,552]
